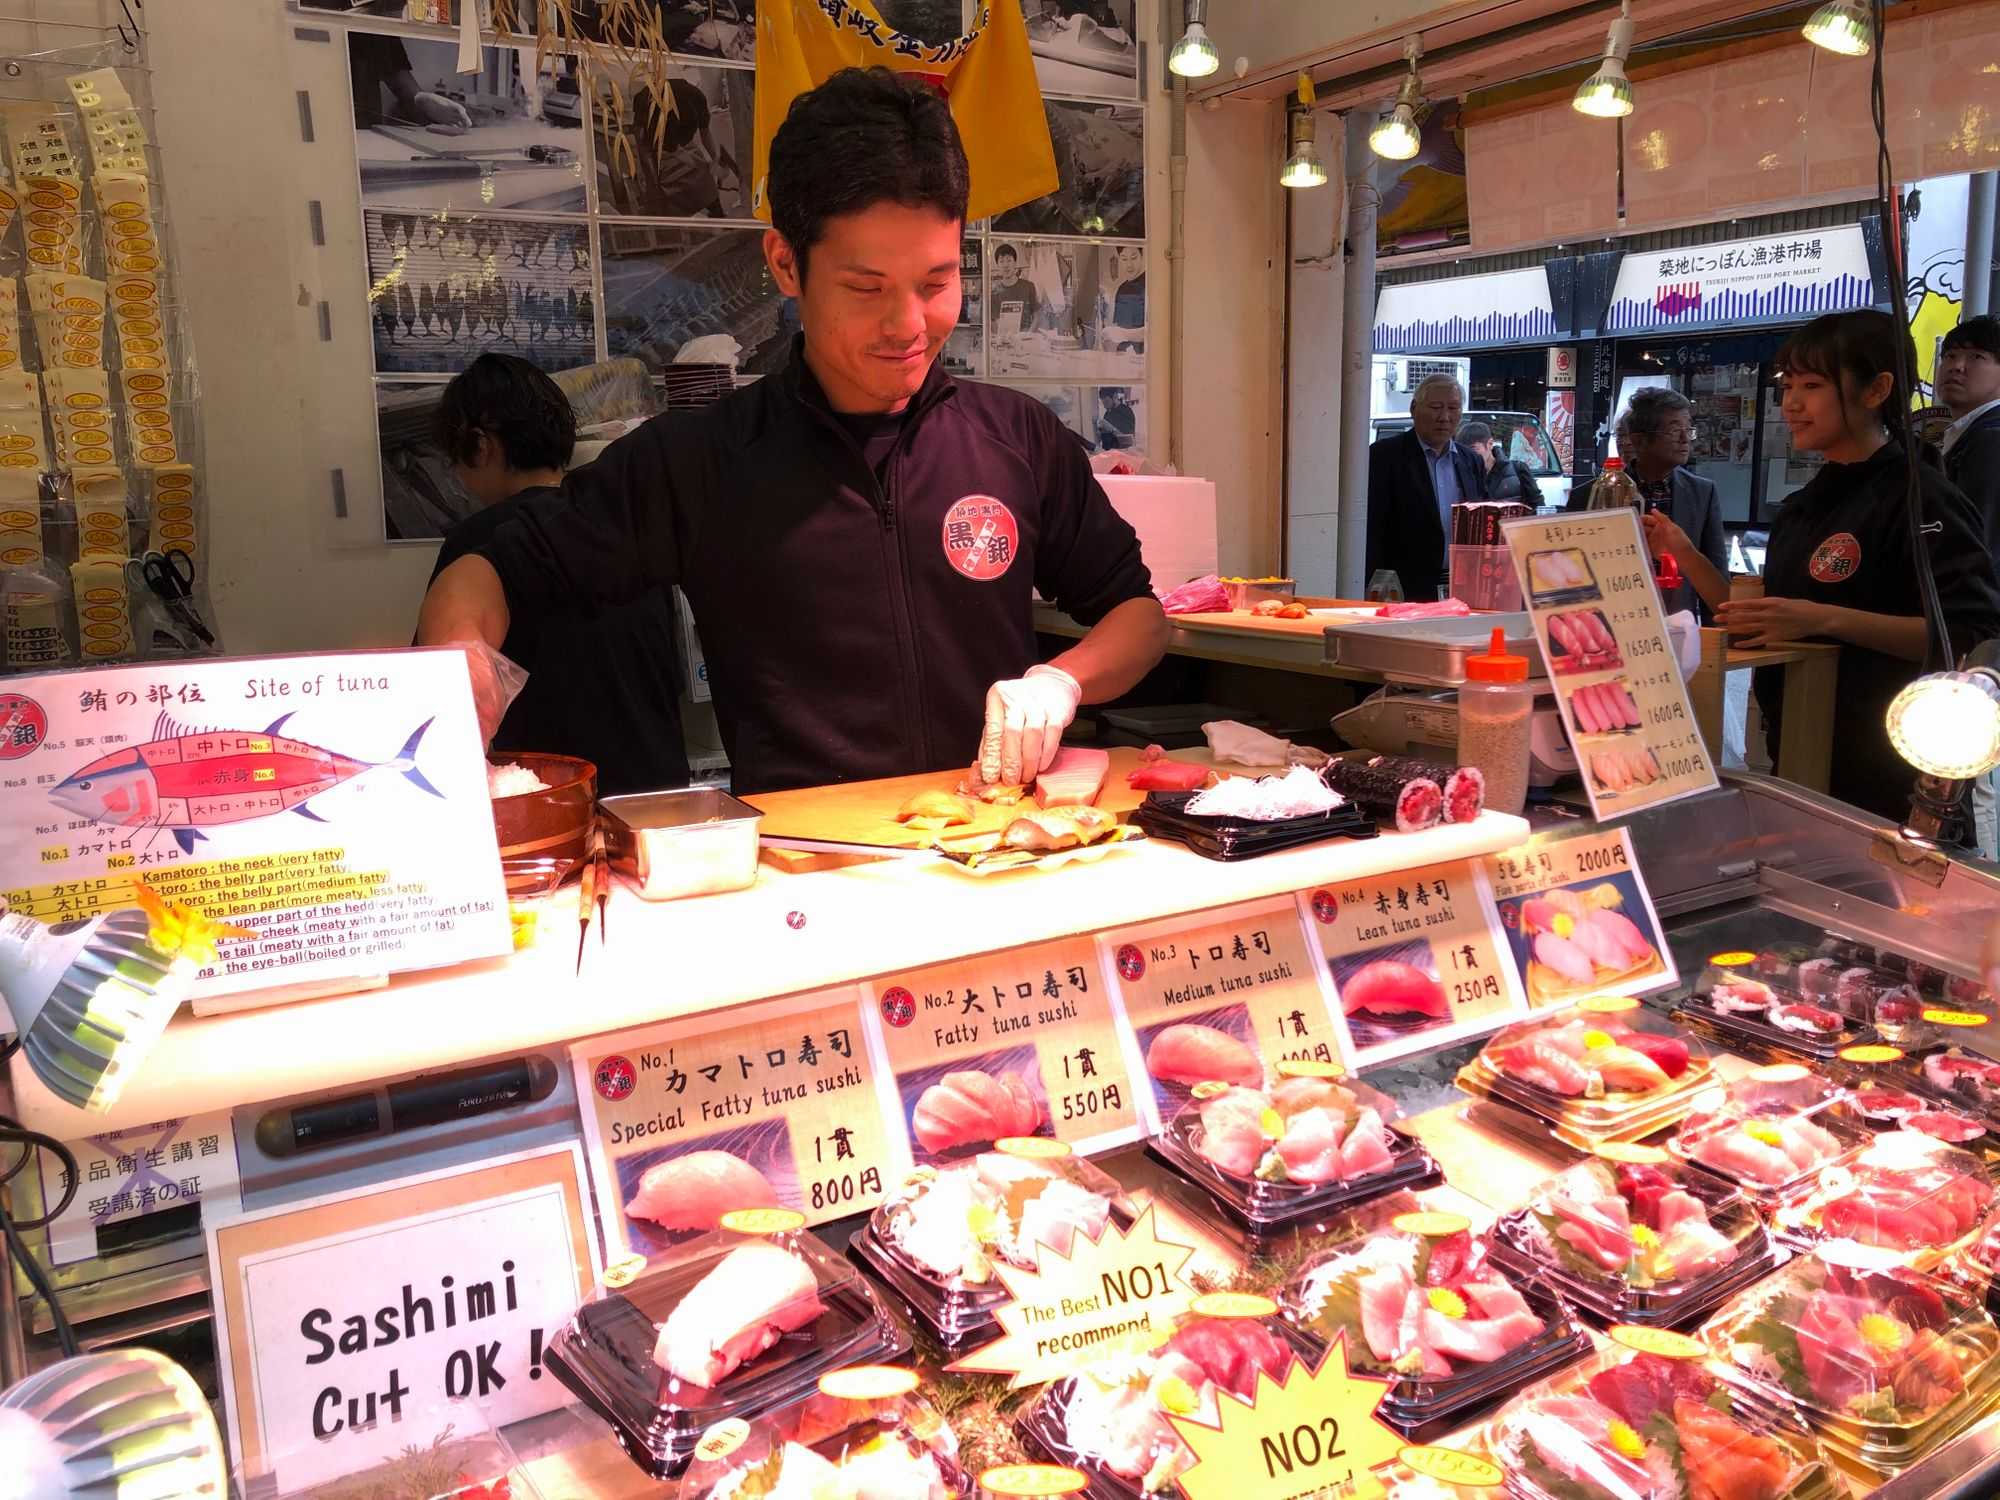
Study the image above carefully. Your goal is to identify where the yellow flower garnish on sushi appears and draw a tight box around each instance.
[1606,1421,1645,1461]
[1582,1029,1615,1050]
[1158,1376,1199,1415]
[966,1203,999,1242]
[1858,1314,1909,1353]
[1260,1108,1285,1138]
[1553,913,1576,938]
[1744,1121,1784,1148]
[1426,1288,1467,1319]
[133,882,255,964]
[1631,1225,1659,1248]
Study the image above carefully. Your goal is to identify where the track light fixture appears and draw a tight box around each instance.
[1167,0,1219,79]
[1369,38,1424,162]
[1803,0,1873,56]
[1280,73,1327,189]
[1573,0,1636,118]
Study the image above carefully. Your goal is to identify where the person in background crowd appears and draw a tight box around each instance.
[1940,316,2000,557]
[1716,310,2000,827]
[1095,387,1136,451]
[1107,245,1145,352]
[1459,420,1544,507]
[989,243,1042,333]
[1365,374,1486,601]
[428,354,689,795]
[1569,388,1728,621]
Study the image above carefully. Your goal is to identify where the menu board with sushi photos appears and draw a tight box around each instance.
[1482,826,1678,1009]
[861,935,1141,1167]
[1504,508,1718,820]
[1302,860,1528,1068]
[1098,896,1344,1132]
[570,988,905,1264]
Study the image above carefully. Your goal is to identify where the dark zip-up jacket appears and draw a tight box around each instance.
[472,342,1153,794]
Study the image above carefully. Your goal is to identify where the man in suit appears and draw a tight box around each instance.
[1569,387,1728,622]
[1365,373,1485,601]
[1941,316,2000,562]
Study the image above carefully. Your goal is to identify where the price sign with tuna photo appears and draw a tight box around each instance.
[1483,826,1677,1009]
[1306,860,1527,1068]
[862,936,1139,1167]
[0,650,509,999]
[1099,896,1341,1132]
[571,988,904,1262]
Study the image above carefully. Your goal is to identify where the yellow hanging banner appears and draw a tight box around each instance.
[752,0,1058,225]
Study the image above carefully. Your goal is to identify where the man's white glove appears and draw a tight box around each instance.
[979,664,1082,786]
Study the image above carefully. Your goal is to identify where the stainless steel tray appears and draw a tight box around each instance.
[1323,612,1547,686]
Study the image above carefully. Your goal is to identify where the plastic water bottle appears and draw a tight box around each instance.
[1588,456,1639,511]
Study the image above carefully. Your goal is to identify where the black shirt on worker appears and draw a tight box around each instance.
[431,487,690,797]
[1754,443,2000,823]
[471,340,1154,794]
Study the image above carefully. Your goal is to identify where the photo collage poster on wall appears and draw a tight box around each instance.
[316,0,1151,539]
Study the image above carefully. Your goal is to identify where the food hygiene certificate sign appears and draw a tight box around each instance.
[1505,508,1717,820]
[1482,826,1677,1009]
[861,935,1141,1167]
[1304,860,1527,1068]
[570,987,905,1262]
[0,651,510,996]
[1099,896,1343,1131]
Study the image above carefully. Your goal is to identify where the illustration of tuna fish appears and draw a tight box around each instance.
[49,711,443,854]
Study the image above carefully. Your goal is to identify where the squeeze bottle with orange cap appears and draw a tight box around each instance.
[1459,625,1532,816]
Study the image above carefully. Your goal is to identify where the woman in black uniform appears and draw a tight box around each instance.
[1717,310,2000,823]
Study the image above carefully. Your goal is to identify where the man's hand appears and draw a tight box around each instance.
[1640,508,1693,561]
[979,664,1082,786]
[1715,595,1828,648]
[414,91,472,128]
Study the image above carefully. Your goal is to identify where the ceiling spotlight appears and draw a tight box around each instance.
[1804,0,1873,56]
[0,1348,227,1499]
[1369,38,1424,161]
[1574,2,1636,118]
[1280,74,1327,189]
[1167,0,1219,79]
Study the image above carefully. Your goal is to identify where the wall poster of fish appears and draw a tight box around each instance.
[0,651,512,998]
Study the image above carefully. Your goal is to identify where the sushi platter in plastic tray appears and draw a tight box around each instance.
[847,1146,1137,1352]
[1455,1001,1717,1148]
[1673,954,1875,1065]
[1142,1070,1443,1235]
[1488,1151,1786,1330]
[1014,1299,1314,1500]
[1276,1210,1592,1441]
[1701,1252,2000,1474]
[1667,1066,1871,1210]
[1480,1335,1849,1500]
[1769,1130,1995,1274]
[543,1220,908,1479]
[676,1368,971,1500]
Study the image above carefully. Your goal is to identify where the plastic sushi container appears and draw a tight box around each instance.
[1701,1251,2000,1475]
[676,1364,970,1500]
[1014,1297,1314,1500]
[848,1146,1136,1353]
[234,1401,547,1500]
[1892,1043,2000,1122]
[1771,1130,1995,1274]
[1277,1211,1592,1441]
[1668,1068,1870,1210]
[1143,1074,1443,1236]
[1481,1333,1848,1500]
[1455,1002,1718,1148]
[543,1216,908,1480]
[1488,1151,1785,1330]
[1674,959,1871,1064]
[1129,789,1377,860]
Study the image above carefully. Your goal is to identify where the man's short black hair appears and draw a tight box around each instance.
[435,353,576,472]
[994,243,1021,261]
[767,67,969,274]
[1942,315,2000,361]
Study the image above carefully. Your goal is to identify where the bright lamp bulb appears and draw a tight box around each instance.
[1573,59,1634,117]
[0,1349,225,1498]
[1887,671,2000,779]
[1370,105,1420,161]
[1804,0,1873,56]
[1280,141,1327,189]
[1168,22,1219,78]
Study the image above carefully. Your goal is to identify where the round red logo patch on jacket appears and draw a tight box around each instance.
[1808,532,1861,584]
[942,495,1019,582]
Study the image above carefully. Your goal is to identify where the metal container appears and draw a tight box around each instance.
[599,787,762,902]
[1324,611,1546,686]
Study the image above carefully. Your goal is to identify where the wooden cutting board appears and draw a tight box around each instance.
[1169,603,1379,639]
[744,745,1236,852]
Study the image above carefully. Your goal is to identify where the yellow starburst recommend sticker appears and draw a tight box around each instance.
[1166,1333,1403,1500]
[944,1206,1197,1389]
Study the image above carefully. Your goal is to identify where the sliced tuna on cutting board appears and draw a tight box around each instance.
[1033,746,1110,807]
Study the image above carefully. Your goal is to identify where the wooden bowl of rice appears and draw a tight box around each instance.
[488,752,596,884]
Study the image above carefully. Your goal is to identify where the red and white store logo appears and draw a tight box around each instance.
[593,1054,637,1102]
[942,495,1019,582]
[0,692,47,760]
[1808,532,1862,584]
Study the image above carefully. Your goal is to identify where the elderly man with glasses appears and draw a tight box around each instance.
[1366,373,1488,602]
[1570,386,1728,621]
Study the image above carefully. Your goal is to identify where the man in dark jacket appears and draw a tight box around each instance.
[1364,374,1486,601]
[1941,316,2000,561]
[418,69,1167,794]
